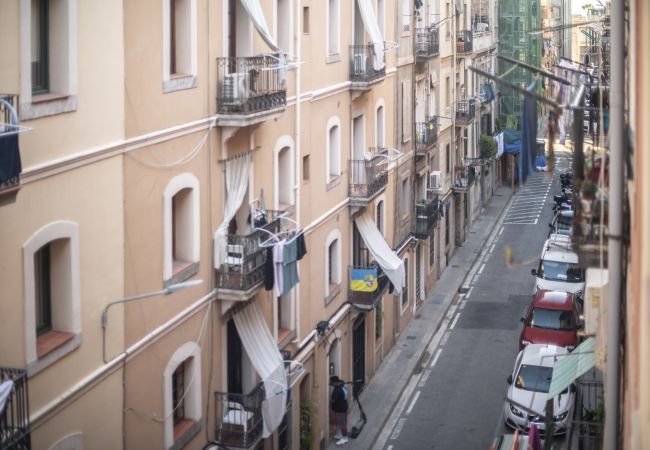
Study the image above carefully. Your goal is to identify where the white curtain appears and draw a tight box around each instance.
[214,154,251,268]
[239,0,282,53]
[357,0,386,70]
[0,380,13,415]
[233,302,287,438]
[354,213,405,293]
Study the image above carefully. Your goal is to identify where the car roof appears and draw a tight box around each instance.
[519,344,568,367]
[532,290,575,310]
[542,236,579,263]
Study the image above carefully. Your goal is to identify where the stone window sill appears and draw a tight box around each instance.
[170,419,201,450]
[21,94,77,121]
[165,261,200,288]
[325,284,341,305]
[164,75,198,94]
[28,332,82,377]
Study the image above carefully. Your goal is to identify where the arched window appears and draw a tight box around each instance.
[325,229,342,303]
[326,116,342,182]
[375,101,385,148]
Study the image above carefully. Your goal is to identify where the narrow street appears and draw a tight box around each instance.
[375,153,572,449]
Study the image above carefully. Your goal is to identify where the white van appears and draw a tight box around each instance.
[531,235,585,299]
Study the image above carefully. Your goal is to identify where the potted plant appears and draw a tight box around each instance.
[582,179,597,200]
[300,399,317,450]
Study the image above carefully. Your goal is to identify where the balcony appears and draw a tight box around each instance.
[214,382,264,449]
[415,27,440,63]
[415,116,438,155]
[348,251,390,310]
[0,367,31,450]
[214,211,283,301]
[349,44,386,90]
[216,55,287,127]
[1,94,22,198]
[456,30,473,54]
[414,195,440,239]
[454,165,477,190]
[455,98,476,126]
[348,149,389,206]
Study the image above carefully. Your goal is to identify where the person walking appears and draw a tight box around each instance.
[330,376,349,445]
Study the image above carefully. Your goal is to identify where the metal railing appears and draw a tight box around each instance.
[0,94,21,196]
[565,380,604,450]
[349,44,386,84]
[214,382,264,449]
[349,150,389,200]
[454,165,476,189]
[216,55,287,115]
[415,27,440,60]
[415,195,440,238]
[215,210,283,292]
[456,98,476,124]
[456,30,473,53]
[348,250,390,308]
[0,367,31,450]
[415,116,438,153]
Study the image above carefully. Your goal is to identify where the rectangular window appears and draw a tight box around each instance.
[445,3,450,38]
[170,0,192,76]
[401,0,410,32]
[429,227,435,266]
[278,293,292,338]
[445,76,450,109]
[302,155,310,181]
[401,178,409,216]
[401,81,412,142]
[303,6,310,34]
[328,0,339,55]
[172,360,186,425]
[277,0,291,53]
[401,259,409,307]
[446,143,451,174]
[31,0,49,95]
[34,243,52,336]
[328,241,336,290]
[328,125,340,178]
[375,302,382,339]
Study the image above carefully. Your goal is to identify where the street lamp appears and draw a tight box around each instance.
[101,279,203,363]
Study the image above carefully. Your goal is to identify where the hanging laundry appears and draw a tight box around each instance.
[264,246,275,291]
[273,240,285,296]
[281,238,299,295]
[296,233,307,261]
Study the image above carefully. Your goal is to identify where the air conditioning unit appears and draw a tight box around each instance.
[222,72,250,101]
[428,171,441,190]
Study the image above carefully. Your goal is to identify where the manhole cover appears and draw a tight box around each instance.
[451,264,460,268]
[406,336,416,340]
[458,287,469,293]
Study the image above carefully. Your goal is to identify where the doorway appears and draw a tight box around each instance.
[352,315,366,395]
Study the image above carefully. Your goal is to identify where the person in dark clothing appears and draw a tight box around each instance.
[330,376,349,444]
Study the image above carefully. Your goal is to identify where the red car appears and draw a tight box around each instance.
[519,290,582,351]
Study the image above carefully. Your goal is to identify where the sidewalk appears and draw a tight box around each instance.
[330,185,514,450]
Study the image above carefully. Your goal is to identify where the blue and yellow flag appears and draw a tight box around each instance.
[350,268,378,292]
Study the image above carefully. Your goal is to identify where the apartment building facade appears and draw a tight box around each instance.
[0,1,496,449]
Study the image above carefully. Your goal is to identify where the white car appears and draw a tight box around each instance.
[532,235,585,299]
[504,344,575,435]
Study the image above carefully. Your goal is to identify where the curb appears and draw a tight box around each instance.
[364,188,515,450]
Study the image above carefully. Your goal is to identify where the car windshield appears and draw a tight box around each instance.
[530,307,574,330]
[515,364,553,393]
[538,260,584,282]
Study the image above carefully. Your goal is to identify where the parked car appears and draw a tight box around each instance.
[548,210,573,236]
[532,235,585,299]
[505,344,575,435]
[519,290,583,351]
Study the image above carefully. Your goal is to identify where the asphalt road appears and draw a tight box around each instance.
[376,154,573,450]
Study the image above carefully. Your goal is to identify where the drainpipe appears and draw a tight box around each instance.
[605,0,624,447]
[294,0,303,346]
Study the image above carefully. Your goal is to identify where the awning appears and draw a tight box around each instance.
[233,302,287,438]
[239,0,282,53]
[547,338,596,399]
[356,0,385,70]
[354,214,405,294]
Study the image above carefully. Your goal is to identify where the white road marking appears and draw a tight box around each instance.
[418,369,432,387]
[430,348,443,367]
[440,331,450,346]
[478,263,485,274]
[498,227,504,236]
[489,243,496,254]
[406,391,421,415]
[450,313,461,330]
[390,418,407,440]
[459,299,467,310]
[466,286,474,298]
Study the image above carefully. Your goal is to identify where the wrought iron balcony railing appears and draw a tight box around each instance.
[0,367,30,450]
[215,210,283,293]
[415,116,438,154]
[0,94,22,197]
[456,30,473,54]
[214,382,264,449]
[414,195,440,239]
[349,150,389,201]
[349,44,386,85]
[216,55,287,116]
[454,165,477,189]
[455,98,476,125]
[415,27,440,61]
[348,249,390,309]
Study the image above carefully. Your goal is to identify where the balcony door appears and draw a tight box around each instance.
[227,0,252,59]
[227,319,256,395]
[352,314,366,395]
